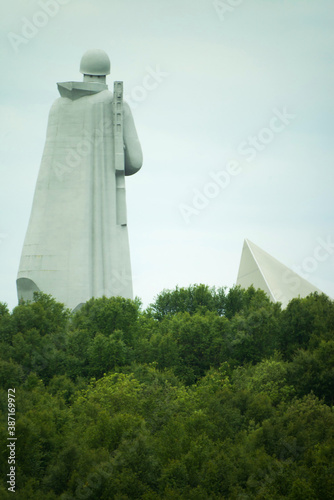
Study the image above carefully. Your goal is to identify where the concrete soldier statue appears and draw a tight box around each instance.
[17,49,143,311]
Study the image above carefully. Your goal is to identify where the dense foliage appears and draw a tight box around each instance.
[0,285,333,499]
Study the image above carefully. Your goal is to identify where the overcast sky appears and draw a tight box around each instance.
[1,0,333,311]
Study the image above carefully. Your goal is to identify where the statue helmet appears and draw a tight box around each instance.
[80,49,111,76]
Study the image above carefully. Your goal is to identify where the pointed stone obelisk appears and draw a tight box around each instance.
[236,239,323,308]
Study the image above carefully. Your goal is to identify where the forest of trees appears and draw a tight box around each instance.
[0,284,333,499]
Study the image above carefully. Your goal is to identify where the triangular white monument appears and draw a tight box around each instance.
[236,239,323,308]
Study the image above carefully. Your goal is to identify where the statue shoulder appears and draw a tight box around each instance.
[122,100,134,118]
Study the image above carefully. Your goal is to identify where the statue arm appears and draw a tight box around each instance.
[123,102,143,176]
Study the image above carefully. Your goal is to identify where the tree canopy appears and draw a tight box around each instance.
[0,286,333,499]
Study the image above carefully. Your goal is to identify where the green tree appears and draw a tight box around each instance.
[12,292,70,336]
[87,330,129,377]
[233,355,295,405]
[279,293,334,359]
[71,295,140,345]
[225,285,272,319]
[163,311,228,384]
[288,340,334,405]
[0,302,13,343]
[0,359,24,388]
[227,302,281,364]
[150,284,226,320]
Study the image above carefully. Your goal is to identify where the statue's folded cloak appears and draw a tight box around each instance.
[17,82,142,310]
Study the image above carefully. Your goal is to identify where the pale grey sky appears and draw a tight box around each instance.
[1,0,333,310]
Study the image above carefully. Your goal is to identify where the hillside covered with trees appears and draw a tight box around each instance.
[0,285,333,499]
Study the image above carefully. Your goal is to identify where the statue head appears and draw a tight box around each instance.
[80,49,110,82]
